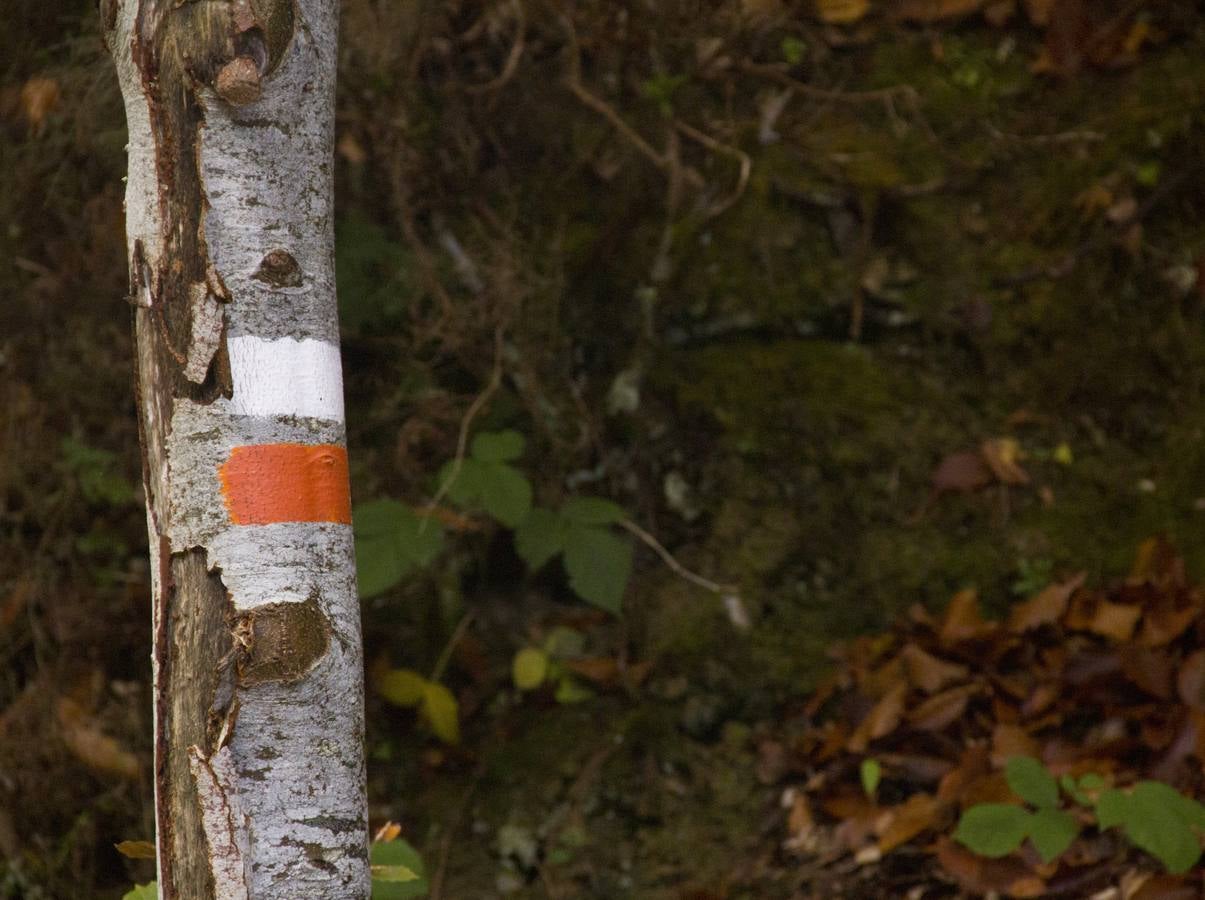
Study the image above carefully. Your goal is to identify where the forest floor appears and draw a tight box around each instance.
[2,1,1205,897]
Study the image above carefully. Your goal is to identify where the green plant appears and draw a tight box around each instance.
[370,830,428,899]
[513,496,633,614]
[1010,557,1054,597]
[436,430,532,527]
[353,499,445,599]
[354,430,634,614]
[860,758,882,800]
[954,756,1205,873]
[512,626,594,704]
[639,72,686,117]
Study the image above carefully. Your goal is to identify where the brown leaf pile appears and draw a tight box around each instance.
[769,538,1205,898]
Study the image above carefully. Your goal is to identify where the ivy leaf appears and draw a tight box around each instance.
[560,496,626,525]
[377,669,428,708]
[514,508,565,571]
[122,883,157,900]
[953,804,1031,858]
[353,499,445,598]
[477,462,532,527]
[420,681,460,745]
[470,430,525,462]
[371,839,428,899]
[513,648,549,690]
[562,523,633,614]
[1006,756,1059,809]
[1027,807,1079,863]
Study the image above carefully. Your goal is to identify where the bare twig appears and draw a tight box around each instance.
[425,326,506,520]
[466,0,526,95]
[619,517,737,596]
[430,609,476,683]
[740,60,918,107]
[674,118,751,218]
[558,12,669,171]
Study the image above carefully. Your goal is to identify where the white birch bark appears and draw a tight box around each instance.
[102,0,369,896]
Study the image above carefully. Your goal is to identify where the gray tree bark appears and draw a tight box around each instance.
[101,0,369,896]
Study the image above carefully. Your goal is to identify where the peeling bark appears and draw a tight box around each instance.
[104,1,368,897]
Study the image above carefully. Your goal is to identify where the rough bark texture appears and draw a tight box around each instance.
[103,0,369,896]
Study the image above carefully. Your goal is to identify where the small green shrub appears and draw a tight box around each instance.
[954,756,1205,873]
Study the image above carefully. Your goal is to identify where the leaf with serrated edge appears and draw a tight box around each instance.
[514,507,565,571]
[470,429,525,462]
[560,496,626,525]
[1028,807,1079,863]
[478,462,532,526]
[562,523,632,614]
[1006,756,1059,809]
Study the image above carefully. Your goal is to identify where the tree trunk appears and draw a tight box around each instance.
[101,1,369,896]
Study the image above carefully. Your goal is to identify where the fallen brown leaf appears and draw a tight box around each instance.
[1008,572,1085,632]
[908,684,978,732]
[877,792,943,853]
[848,682,908,752]
[900,643,969,694]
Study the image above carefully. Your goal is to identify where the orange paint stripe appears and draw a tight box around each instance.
[220,443,351,525]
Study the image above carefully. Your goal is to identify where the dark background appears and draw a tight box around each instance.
[2,1,1205,896]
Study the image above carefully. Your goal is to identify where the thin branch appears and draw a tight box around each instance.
[739,60,918,106]
[558,12,668,171]
[466,0,526,95]
[424,326,505,520]
[619,517,737,596]
[674,118,751,218]
[430,609,476,683]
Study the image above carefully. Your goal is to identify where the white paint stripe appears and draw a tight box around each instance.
[226,335,345,421]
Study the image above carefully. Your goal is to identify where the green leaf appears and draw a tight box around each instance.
[1028,807,1079,863]
[560,496,626,525]
[1120,782,1204,874]
[420,681,460,745]
[953,804,1031,858]
[513,648,549,690]
[562,524,633,614]
[371,839,428,899]
[477,462,532,527]
[436,458,487,508]
[1078,773,1106,791]
[860,758,882,799]
[372,865,420,882]
[542,626,586,659]
[514,508,566,571]
[122,883,157,900]
[1006,756,1059,809]
[377,669,428,708]
[470,430,525,463]
[1094,788,1128,829]
[554,676,594,704]
[353,500,445,598]
[1060,774,1087,805]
